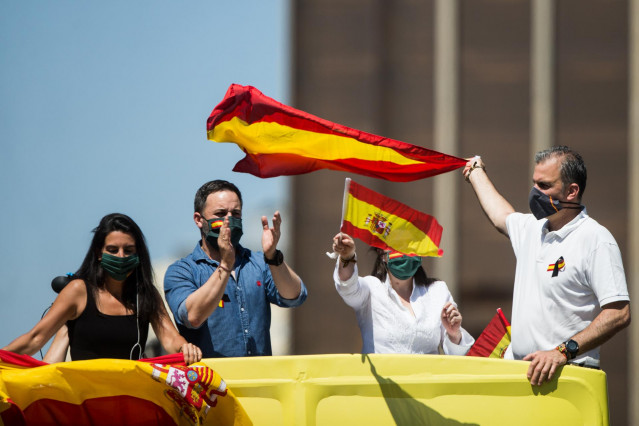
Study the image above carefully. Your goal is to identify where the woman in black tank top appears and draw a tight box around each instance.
[3,213,202,365]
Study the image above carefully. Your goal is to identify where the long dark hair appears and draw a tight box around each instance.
[75,213,162,324]
[370,248,437,287]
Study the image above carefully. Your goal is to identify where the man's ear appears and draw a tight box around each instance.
[566,182,580,202]
[194,212,204,230]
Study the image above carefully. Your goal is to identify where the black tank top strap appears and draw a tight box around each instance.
[82,280,98,314]
[67,280,148,360]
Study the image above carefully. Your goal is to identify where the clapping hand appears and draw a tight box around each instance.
[262,211,282,259]
[218,214,235,269]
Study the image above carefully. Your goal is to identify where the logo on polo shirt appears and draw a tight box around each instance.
[547,256,565,277]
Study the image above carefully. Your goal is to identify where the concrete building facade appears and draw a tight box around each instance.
[288,1,636,424]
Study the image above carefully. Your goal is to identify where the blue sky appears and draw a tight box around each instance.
[0,1,291,353]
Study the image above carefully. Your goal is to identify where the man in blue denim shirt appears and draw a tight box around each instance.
[164,180,307,357]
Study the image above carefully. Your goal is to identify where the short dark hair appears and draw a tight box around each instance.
[194,180,243,213]
[535,146,587,199]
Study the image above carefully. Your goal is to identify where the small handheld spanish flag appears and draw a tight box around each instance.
[467,308,512,358]
[340,178,443,257]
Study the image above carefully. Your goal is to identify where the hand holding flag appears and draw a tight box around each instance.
[332,233,356,261]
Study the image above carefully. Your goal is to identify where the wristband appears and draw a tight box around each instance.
[217,264,231,274]
[556,343,568,359]
[340,254,357,267]
[465,163,486,182]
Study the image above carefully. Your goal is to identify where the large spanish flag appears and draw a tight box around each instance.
[340,178,443,257]
[466,308,511,358]
[0,350,251,425]
[206,84,466,182]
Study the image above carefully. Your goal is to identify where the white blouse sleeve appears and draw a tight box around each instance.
[333,259,370,310]
[442,327,475,356]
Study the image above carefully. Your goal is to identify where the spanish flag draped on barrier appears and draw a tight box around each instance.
[0,350,251,426]
[206,84,467,182]
[466,308,511,358]
[340,178,443,257]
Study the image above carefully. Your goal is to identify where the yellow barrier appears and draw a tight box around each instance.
[204,354,608,426]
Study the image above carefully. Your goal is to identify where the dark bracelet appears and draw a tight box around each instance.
[340,254,357,267]
[465,163,486,182]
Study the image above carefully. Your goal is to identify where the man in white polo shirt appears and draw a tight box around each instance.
[463,146,630,386]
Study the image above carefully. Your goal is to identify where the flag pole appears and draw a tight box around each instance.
[327,178,351,259]
[340,178,351,232]
[496,308,510,327]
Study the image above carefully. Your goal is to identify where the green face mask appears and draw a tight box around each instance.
[205,216,243,248]
[387,255,422,280]
[101,253,140,281]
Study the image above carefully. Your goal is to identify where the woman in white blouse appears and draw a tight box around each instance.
[332,232,474,355]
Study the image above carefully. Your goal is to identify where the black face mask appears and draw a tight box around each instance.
[528,187,581,220]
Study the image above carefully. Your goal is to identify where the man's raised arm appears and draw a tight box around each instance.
[463,156,515,237]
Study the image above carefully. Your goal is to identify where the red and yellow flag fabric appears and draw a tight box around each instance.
[466,308,511,358]
[206,84,467,182]
[340,178,444,257]
[0,350,251,426]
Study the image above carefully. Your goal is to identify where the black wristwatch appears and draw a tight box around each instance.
[565,339,579,360]
[264,249,284,266]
